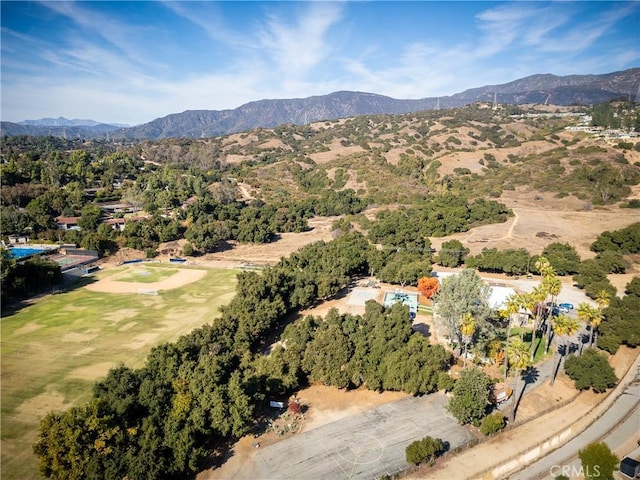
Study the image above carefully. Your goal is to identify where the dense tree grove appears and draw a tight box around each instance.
[368,195,510,247]
[590,222,640,255]
[466,248,531,275]
[597,277,640,353]
[32,232,453,478]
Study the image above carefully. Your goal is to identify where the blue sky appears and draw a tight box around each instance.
[2,1,639,125]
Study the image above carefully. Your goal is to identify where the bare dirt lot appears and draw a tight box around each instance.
[431,187,640,259]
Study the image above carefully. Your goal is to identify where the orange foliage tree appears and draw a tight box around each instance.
[417,277,440,300]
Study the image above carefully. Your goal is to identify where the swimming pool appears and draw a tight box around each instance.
[6,247,48,259]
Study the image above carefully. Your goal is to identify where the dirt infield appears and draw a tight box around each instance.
[85,266,208,293]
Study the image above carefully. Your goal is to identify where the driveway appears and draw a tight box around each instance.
[230,393,475,479]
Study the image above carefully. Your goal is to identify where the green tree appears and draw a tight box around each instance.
[78,204,103,231]
[433,269,491,357]
[437,239,469,267]
[542,242,581,275]
[564,349,618,393]
[446,368,491,425]
[579,441,619,480]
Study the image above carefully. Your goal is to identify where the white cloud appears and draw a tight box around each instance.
[161,1,249,49]
[2,1,637,124]
[41,1,164,72]
[256,2,344,80]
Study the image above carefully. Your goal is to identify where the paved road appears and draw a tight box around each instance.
[510,380,640,480]
[233,393,475,480]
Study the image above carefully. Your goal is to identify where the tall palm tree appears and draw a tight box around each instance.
[550,314,580,386]
[535,256,552,278]
[576,303,601,348]
[501,294,524,380]
[507,338,531,423]
[460,312,477,368]
[528,285,547,361]
[542,274,562,354]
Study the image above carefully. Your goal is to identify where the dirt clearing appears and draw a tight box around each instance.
[85,266,208,293]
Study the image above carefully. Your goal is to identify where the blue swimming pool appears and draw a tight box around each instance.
[6,247,47,259]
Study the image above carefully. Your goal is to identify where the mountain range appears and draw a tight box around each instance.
[18,117,129,128]
[2,68,638,140]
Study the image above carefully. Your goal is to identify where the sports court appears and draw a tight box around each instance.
[346,287,381,306]
[243,393,475,479]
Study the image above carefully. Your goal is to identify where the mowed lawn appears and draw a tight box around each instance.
[0,264,239,480]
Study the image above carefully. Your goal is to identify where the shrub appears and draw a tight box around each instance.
[480,412,506,435]
[405,436,445,465]
[182,242,194,256]
[437,372,455,392]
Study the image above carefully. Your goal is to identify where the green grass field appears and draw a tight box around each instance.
[417,304,433,315]
[0,264,239,480]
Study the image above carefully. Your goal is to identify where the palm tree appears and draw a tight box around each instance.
[507,338,531,423]
[577,303,602,348]
[460,312,477,368]
[528,285,547,361]
[595,290,611,311]
[542,274,562,354]
[535,256,552,278]
[501,294,524,380]
[550,314,580,386]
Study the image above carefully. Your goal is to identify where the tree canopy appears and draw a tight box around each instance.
[446,368,491,425]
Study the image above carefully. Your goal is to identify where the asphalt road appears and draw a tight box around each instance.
[235,393,475,480]
[510,380,640,480]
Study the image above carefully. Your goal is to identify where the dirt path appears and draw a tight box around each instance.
[499,208,519,241]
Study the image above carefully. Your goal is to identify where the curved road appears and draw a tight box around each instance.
[510,379,640,480]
